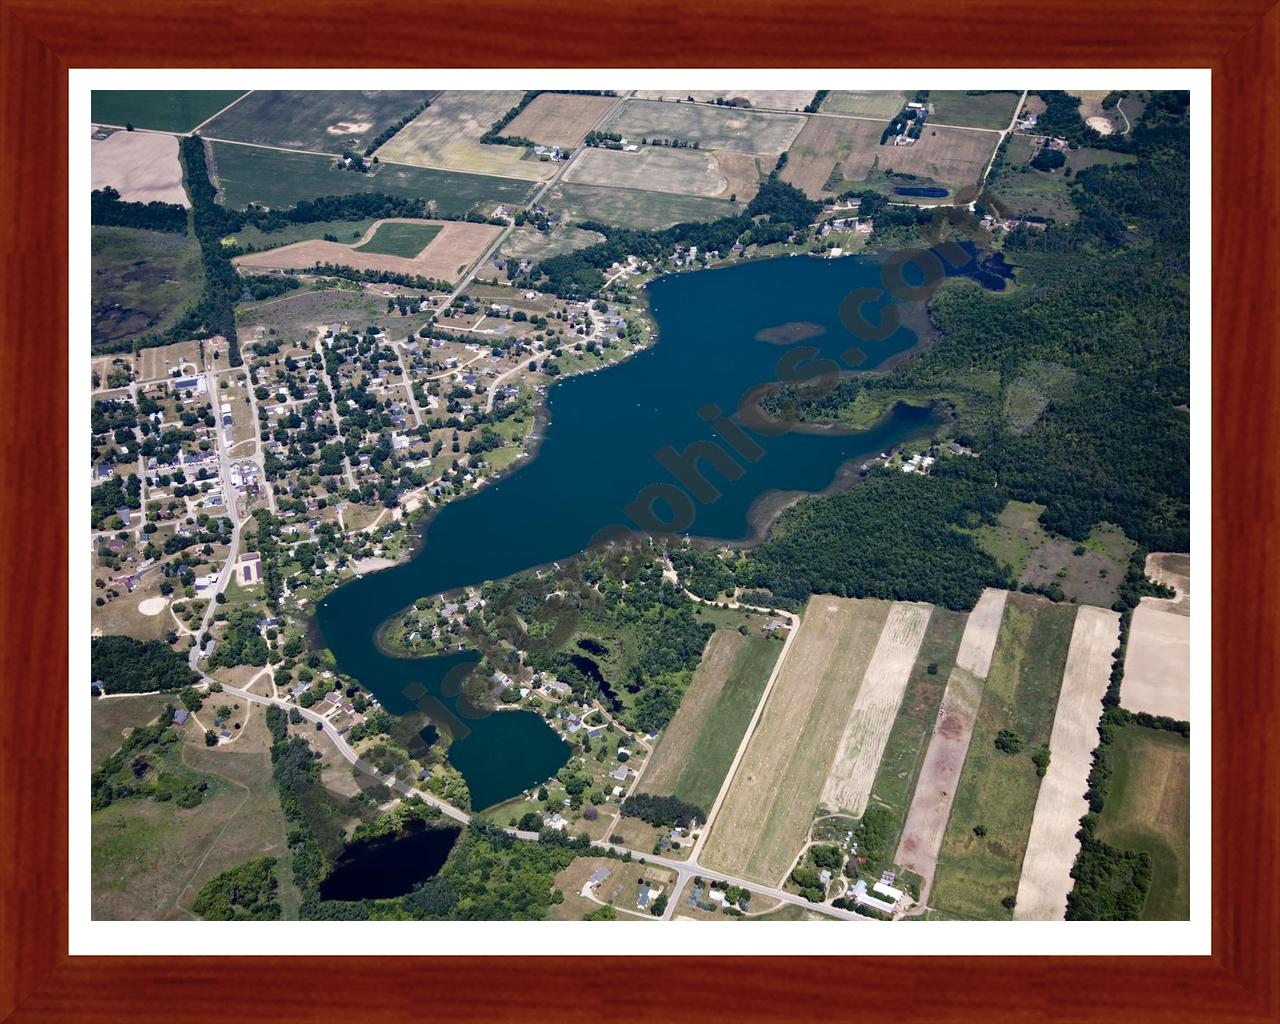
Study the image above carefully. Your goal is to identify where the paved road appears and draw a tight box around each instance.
[207,675,861,921]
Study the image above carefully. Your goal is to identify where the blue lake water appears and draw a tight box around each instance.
[316,251,995,809]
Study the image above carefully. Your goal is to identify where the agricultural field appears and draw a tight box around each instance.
[91,90,246,133]
[601,99,805,156]
[968,499,1134,607]
[820,602,933,817]
[353,220,442,258]
[230,217,383,252]
[200,90,435,155]
[633,90,816,111]
[91,130,189,206]
[895,590,1007,897]
[499,224,605,262]
[1121,553,1191,721]
[701,597,890,885]
[929,594,1079,919]
[637,630,781,813]
[234,218,500,284]
[783,116,997,199]
[1094,723,1191,920]
[209,141,533,214]
[861,608,968,846]
[1015,606,1121,920]
[502,92,618,147]
[91,225,202,350]
[543,181,737,230]
[820,91,912,118]
[373,90,551,180]
[928,91,1021,130]
[92,711,296,920]
[563,145,764,202]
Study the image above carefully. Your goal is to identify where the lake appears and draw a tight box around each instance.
[316,250,995,810]
[318,825,460,901]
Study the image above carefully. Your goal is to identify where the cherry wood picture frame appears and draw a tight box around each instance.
[2,1,1276,1020]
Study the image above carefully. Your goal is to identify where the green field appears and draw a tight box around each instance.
[983,135,1077,222]
[820,90,912,118]
[91,694,175,768]
[201,90,435,155]
[230,217,381,252]
[968,499,1133,607]
[234,285,383,348]
[92,91,247,133]
[665,635,779,811]
[544,181,736,230]
[929,91,1021,130]
[353,221,442,258]
[210,141,532,214]
[862,607,968,848]
[92,225,202,350]
[92,713,298,920]
[930,595,1078,919]
[602,99,804,156]
[1096,724,1190,920]
[500,224,606,262]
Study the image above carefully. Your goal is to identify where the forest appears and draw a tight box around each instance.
[91,634,198,693]
[90,187,187,233]
[743,91,1190,604]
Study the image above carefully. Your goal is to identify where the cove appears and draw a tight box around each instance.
[317,250,993,810]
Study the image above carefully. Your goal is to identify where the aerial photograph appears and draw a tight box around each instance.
[86,86,1190,925]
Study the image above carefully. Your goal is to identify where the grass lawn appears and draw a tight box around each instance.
[930,595,1078,918]
[210,141,532,215]
[862,608,968,849]
[92,91,246,133]
[354,221,442,258]
[1095,723,1190,920]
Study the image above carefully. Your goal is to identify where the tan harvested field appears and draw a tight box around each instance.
[1122,604,1191,720]
[821,90,912,118]
[701,596,889,885]
[233,218,501,285]
[712,149,768,201]
[780,116,881,198]
[374,90,553,181]
[602,99,804,156]
[632,90,816,111]
[1014,605,1121,920]
[502,93,617,148]
[819,602,933,816]
[92,131,189,207]
[894,589,1007,890]
[640,631,743,795]
[564,146,728,197]
[1121,551,1191,720]
[956,588,1009,677]
[847,126,997,193]
[1145,552,1191,614]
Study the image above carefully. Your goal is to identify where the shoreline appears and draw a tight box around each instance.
[320,248,963,645]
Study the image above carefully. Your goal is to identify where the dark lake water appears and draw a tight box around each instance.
[318,825,460,901]
[894,186,950,198]
[316,250,999,810]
